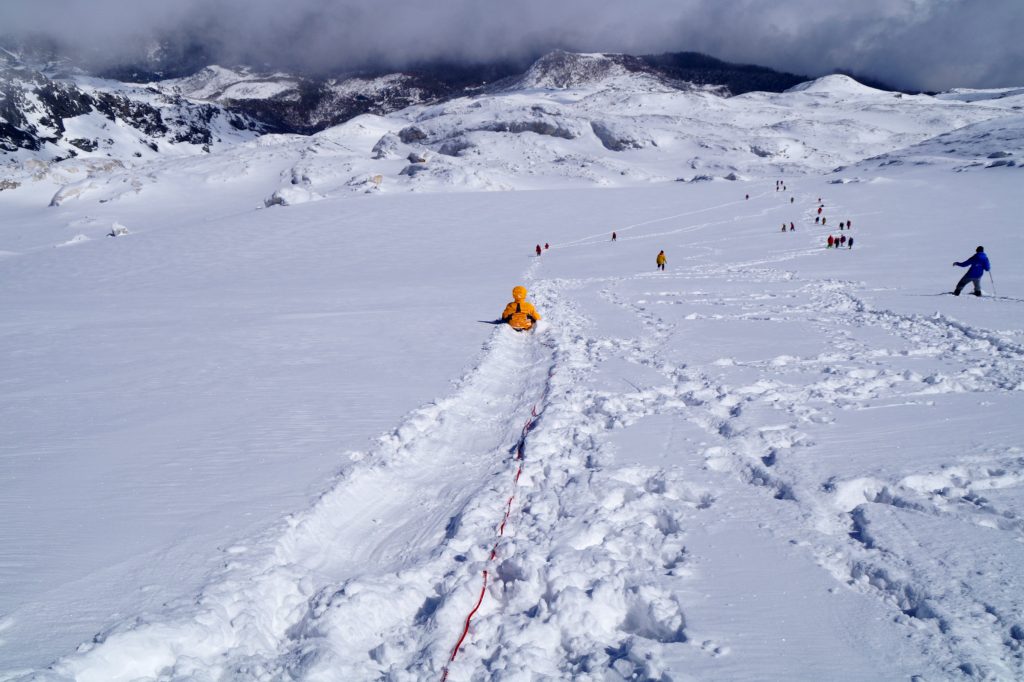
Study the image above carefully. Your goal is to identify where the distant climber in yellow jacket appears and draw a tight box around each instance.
[656,250,666,271]
[501,286,542,331]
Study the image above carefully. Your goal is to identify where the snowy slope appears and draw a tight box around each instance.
[4,168,1022,682]
[2,61,1024,681]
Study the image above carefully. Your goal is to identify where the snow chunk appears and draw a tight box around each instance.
[56,234,90,247]
[371,134,400,159]
[264,186,324,207]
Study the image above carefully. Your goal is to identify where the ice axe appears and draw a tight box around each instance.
[988,271,997,297]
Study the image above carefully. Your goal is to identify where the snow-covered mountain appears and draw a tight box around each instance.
[2,48,1024,681]
[144,50,814,135]
[2,48,816,152]
[0,57,263,168]
[4,52,1019,211]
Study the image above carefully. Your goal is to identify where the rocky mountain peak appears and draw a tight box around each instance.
[518,51,636,89]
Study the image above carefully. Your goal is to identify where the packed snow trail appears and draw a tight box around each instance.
[439,378,547,681]
[35,325,556,681]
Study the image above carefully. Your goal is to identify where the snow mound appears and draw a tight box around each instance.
[786,74,887,96]
[56,234,90,247]
[264,186,324,207]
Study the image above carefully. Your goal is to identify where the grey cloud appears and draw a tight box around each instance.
[1,0,1022,90]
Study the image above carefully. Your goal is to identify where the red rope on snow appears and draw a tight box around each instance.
[440,570,489,682]
[440,397,544,681]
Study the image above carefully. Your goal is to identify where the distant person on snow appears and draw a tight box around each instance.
[815,216,820,224]
[536,244,542,256]
[840,235,846,246]
[822,217,827,226]
[501,286,542,331]
[790,222,795,231]
[827,235,834,248]
[790,197,794,203]
[818,206,823,215]
[544,243,549,250]
[848,237,854,249]
[656,250,667,271]
[782,224,787,232]
[952,246,991,296]
[612,231,617,241]
[745,194,749,200]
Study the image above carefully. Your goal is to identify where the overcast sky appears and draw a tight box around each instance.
[2,0,1022,90]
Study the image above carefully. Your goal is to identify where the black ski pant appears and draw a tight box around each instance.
[954,273,981,295]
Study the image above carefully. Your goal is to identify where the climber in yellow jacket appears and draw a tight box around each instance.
[501,286,542,331]
[656,250,667,271]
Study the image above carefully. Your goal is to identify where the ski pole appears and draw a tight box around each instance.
[988,271,997,297]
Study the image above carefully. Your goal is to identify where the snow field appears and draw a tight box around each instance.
[0,185,537,672]
[2,81,1023,679]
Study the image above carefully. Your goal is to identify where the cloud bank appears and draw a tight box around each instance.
[2,0,1022,91]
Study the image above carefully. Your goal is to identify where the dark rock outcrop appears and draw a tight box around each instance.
[0,60,262,156]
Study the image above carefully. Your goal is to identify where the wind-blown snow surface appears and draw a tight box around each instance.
[2,73,1024,681]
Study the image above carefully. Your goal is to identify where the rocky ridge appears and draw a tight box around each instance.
[0,52,262,162]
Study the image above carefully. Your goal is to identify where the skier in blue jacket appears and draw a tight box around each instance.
[952,246,991,296]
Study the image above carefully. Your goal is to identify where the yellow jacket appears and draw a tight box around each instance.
[502,286,541,330]
[656,251,666,266]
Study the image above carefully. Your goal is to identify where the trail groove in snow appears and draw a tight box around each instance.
[40,326,556,681]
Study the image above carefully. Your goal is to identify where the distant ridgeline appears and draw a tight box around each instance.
[1,43,879,158]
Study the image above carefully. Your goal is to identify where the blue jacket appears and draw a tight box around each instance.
[956,252,990,279]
